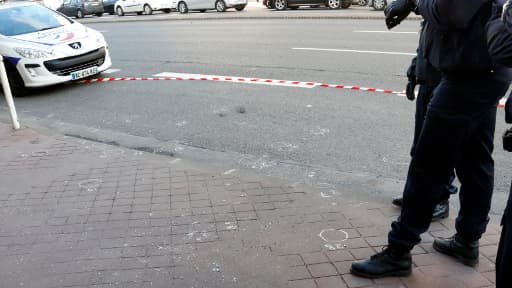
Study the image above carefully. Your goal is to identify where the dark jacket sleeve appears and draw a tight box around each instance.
[418,0,490,29]
[487,16,512,67]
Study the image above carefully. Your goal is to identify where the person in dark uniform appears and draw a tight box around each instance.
[392,20,458,221]
[350,0,511,278]
[486,2,512,286]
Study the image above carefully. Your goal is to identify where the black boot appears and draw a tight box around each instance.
[392,198,449,221]
[350,247,412,278]
[433,234,479,267]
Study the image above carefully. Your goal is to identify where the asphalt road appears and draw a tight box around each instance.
[2,18,512,214]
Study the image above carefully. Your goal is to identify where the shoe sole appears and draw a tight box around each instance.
[350,267,412,279]
[432,241,478,267]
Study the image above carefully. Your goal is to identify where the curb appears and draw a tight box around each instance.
[78,11,423,24]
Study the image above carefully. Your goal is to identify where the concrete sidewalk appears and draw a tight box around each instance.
[0,120,499,288]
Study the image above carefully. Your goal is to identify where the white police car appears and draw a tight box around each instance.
[0,1,112,96]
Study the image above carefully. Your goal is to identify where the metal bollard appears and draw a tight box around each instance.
[0,55,20,130]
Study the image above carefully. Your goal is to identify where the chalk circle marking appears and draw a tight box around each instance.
[319,228,349,250]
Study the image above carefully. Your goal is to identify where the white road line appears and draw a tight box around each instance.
[102,68,120,74]
[353,30,418,34]
[292,47,415,56]
[153,72,318,88]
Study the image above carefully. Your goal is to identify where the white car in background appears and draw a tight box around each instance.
[114,0,172,15]
[174,0,247,13]
[0,1,112,96]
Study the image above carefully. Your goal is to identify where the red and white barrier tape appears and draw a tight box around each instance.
[78,75,508,108]
[78,76,407,96]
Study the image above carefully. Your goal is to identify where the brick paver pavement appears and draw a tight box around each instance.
[0,121,501,288]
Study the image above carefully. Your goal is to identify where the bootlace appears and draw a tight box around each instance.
[370,246,390,260]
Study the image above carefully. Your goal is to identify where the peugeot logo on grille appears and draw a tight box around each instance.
[69,42,81,49]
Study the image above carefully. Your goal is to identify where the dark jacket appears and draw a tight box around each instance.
[407,21,441,86]
[418,0,494,73]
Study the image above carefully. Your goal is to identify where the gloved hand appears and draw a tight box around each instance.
[384,0,416,29]
[405,81,416,101]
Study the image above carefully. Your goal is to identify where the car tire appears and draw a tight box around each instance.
[372,0,385,10]
[273,0,286,10]
[327,0,340,9]
[178,1,188,13]
[116,6,124,15]
[358,0,367,5]
[235,4,246,10]
[143,4,153,14]
[162,8,171,12]
[215,0,226,12]
[341,0,351,8]
[76,9,84,18]
[266,0,274,8]
[3,63,27,98]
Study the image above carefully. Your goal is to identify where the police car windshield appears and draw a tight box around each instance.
[0,4,73,36]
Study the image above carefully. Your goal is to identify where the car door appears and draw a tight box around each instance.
[130,0,143,12]
[71,0,81,15]
[196,0,212,10]
[185,0,198,10]
[57,0,72,16]
[205,0,215,10]
[122,0,137,12]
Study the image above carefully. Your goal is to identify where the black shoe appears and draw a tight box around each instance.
[433,234,479,267]
[350,247,412,278]
[392,198,449,221]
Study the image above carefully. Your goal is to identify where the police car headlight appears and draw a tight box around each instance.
[14,47,53,59]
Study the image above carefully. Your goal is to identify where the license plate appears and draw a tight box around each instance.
[71,66,98,80]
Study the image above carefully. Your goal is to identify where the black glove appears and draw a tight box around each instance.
[384,0,416,30]
[405,81,416,101]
